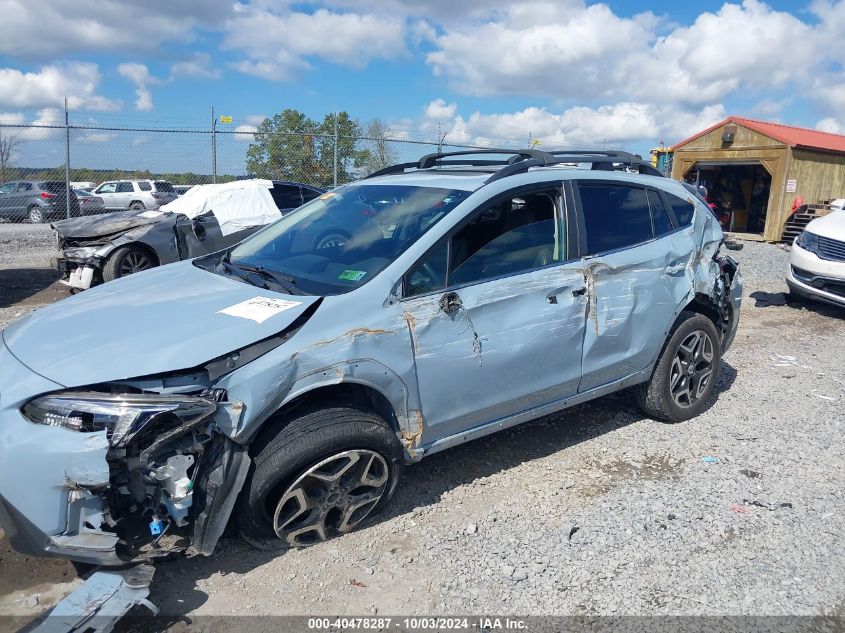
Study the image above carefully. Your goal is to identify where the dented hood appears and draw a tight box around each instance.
[52,209,173,239]
[3,261,319,387]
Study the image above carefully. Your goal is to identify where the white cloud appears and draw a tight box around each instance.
[417,100,726,149]
[424,99,457,120]
[0,0,232,60]
[816,117,844,134]
[118,63,158,111]
[223,7,406,80]
[233,115,268,141]
[423,0,840,111]
[171,53,221,80]
[0,108,64,140]
[0,63,120,111]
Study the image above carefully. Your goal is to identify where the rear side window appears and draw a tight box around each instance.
[154,181,174,192]
[42,182,65,193]
[578,183,653,255]
[666,192,695,226]
[18,182,33,191]
[270,184,303,210]
[116,182,133,193]
[647,189,674,236]
[138,181,152,191]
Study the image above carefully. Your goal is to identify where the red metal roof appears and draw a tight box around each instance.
[672,116,845,154]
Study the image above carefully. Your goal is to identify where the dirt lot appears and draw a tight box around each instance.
[0,225,843,627]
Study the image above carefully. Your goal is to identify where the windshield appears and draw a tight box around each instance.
[227,184,470,295]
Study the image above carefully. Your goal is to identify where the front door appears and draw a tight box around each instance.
[95,182,118,210]
[401,184,587,443]
[574,181,688,392]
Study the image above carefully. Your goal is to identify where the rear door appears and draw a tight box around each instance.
[115,182,134,209]
[574,180,687,392]
[13,182,33,216]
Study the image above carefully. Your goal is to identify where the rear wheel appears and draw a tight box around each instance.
[129,201,145,211]
[28,206,45,223]
[635,311,721,423]
[237,404,403,548]
[102,245,156,282]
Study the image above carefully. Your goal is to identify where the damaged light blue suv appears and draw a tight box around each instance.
[0,149,741,566]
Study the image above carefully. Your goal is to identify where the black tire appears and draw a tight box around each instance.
[102,245,156,282]
[237,403,404,548]
[635,311,721,423]
[315,231,350,249]
[129,201,145,211]
[28,206,45,223]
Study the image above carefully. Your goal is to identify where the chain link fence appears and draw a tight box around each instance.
[0,121,500,224]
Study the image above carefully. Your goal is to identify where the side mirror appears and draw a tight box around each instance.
[439,291,462,315]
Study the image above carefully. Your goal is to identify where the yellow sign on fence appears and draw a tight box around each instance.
[219,115,233,124]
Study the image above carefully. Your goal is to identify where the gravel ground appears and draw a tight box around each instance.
[0,226,843,625]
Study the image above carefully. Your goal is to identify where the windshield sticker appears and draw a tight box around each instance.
[218,296,302,324]
[338,269,367,282]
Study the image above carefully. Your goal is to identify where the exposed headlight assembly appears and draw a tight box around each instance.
[62,246,100,260]
[22,392,217,447]
[796,230,820,255]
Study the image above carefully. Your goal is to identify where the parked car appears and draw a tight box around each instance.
[52,179,325,289]
[73,188,106,216]
[787,208,845,307]
[0,150,742,623]
[173,184,195,196]
[92,179,178,211]
[0,180,80,223]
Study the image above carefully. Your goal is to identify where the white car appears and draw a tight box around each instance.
[787,209,845,307]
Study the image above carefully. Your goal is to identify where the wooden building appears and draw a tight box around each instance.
[671,116,845,241]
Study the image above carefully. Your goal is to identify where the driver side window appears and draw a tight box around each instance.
[405,187,564,297]
[98,182,117,194]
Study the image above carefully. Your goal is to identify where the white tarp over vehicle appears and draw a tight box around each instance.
[160,179,282,236]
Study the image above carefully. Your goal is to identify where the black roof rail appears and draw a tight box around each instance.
[364,147,663,183]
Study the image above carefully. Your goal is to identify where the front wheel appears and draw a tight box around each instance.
[102,245,156,282]
[237,404,404,548]
[635,311,721,423]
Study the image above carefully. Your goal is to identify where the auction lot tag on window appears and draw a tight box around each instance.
[218,296,302,323]
[338,269,367,281]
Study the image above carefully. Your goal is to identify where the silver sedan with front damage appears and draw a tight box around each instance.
[0,150,740,601]
[51,179,324,290]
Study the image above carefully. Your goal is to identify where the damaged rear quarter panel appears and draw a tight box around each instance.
[578,188,726,391]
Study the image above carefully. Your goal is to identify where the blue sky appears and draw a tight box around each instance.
[1,1,845,175]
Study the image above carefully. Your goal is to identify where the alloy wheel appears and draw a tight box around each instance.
[118,251,152,276]
[29,208,44,223]
[669,330,715,408]
[273,449,389,547]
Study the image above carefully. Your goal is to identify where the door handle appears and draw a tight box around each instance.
[439,291,462,314]
[547,286,587,303]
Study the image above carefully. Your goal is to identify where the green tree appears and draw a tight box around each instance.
[246,109,369,187]
[246,109,320,184]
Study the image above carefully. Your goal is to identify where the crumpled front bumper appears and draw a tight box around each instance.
[0,341,125,565]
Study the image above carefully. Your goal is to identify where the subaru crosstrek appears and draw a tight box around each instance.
[0,149,741,567]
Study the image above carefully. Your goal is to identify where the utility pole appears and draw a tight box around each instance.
[64,98,71,219]
[333,111,338,188]
[211,106,217,184]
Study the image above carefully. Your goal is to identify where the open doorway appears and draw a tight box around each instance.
[684,162,772,234]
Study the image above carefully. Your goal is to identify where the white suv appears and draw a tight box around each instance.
[93,180,178,212]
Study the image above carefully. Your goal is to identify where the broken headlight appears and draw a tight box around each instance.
[22,392,217,446]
